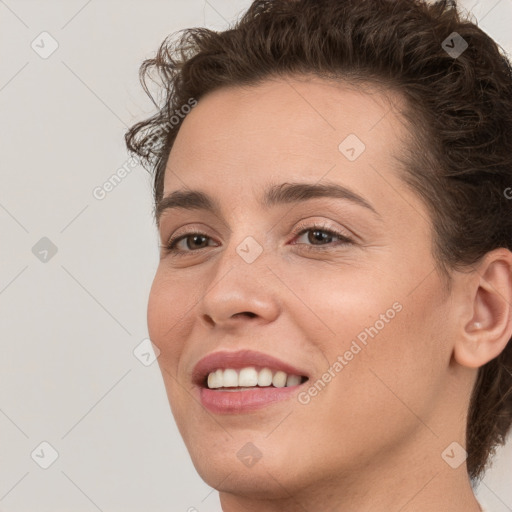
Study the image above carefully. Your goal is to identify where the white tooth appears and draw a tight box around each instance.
[258,367,273,387]
[272,370,287,388]
[207,371,221,389]
[286,374,301,387]
[223,368,238,387]
[239,367,258,387]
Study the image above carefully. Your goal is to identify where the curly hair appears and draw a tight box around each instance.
[124,0,512,483]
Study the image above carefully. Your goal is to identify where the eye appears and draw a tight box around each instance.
[290,222,354,251]
[162,229,217,256]
[161,222,354,257]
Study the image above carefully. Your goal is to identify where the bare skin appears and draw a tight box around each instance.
[147,75,512,512]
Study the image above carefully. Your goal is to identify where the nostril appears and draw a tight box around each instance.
[234,312,256,318]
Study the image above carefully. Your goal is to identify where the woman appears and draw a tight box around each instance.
[125,0,512,510]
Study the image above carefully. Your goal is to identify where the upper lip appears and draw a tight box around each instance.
[192,349,310,387]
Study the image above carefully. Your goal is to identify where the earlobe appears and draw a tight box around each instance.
[453,248,512,369]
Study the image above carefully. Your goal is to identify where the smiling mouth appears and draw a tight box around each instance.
[203,366,309,390]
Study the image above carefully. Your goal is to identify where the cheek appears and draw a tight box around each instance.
[147,268,194,371]
[305,262,449,422]
[335,284,448,426]
[147,272,169,341]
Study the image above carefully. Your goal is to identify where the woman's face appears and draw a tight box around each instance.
[148,77,462,499]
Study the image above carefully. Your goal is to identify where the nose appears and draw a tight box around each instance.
[198,260,281,330]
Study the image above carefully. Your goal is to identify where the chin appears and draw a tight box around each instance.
[181,427,294,488]
[192,453,304,500]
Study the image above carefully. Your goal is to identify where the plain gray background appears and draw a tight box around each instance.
[0,0,511,511]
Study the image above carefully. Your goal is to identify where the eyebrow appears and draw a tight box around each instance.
[155,181,380,225]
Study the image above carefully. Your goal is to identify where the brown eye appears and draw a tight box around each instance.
[297,228,336,245]
[163,230,217,255]
[292,223,354,250]
[178,234,210,250]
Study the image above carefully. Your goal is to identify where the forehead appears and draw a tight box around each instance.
[163,76,411,207]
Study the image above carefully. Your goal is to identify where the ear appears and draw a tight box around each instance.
[453,248,512,368]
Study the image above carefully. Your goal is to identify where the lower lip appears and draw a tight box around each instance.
[199,385,304,414]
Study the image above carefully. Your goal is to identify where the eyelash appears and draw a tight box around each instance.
[161,222,354,257]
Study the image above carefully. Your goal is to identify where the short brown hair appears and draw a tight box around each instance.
[125,0,512,482]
